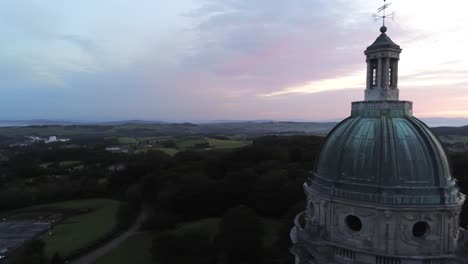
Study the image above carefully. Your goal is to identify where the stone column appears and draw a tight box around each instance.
[377,58,383,89]
[392,59,398,89]
[383,57,390,90]
[366,60,372,90]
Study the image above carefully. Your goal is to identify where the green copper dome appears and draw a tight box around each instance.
[310,101,463,206]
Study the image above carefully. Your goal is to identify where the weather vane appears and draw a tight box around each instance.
[373,0,395,26]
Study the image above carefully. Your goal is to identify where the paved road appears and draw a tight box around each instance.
[69,211,147,264]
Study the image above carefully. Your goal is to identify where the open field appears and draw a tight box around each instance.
[93,217,281,264]
[154,148,179,155]
[123,136,251,155]
[207,138,250,149]
[2,199,121,258]
[176,138,208,150]
[42,199,120,257]
[117,137,138,144]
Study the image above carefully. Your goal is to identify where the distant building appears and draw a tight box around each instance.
[105,146,132,154]
[290,24,467,264]
[447,142,468,153]
[45,136,57,143]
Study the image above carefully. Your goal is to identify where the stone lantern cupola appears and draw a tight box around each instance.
[365,26,401,101]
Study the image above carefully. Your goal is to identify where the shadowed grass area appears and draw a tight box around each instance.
[172,218,220,240]
[93,232,157,264]
[41,199,120,258]
[93,217,281,264]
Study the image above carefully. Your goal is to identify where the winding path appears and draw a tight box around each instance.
[70,211,147,264]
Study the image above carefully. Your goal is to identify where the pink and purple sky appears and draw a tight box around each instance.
[1,0,467,122]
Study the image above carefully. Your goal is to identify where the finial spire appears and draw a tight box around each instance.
[374,0,395,33]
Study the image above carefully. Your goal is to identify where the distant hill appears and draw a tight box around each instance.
[0,121,337,144]
[0,119,169,127]
[432,126,468,136]
[199,121,336,135]
[0,120,76,127]
[2,118,468,139]
[420,118,468,127]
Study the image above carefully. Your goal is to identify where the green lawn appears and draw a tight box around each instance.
[176,138,208,150]
[118,137,138,144]
[41,199,120,258]
[94,232,157,264]
[155,148,179,156]
[92,217,280,264]
[207,138,251,149]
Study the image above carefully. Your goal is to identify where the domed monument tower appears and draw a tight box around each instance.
[290,3,468,264]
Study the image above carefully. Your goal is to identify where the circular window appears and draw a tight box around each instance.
[345,215,362,232]
[412,221,429,237]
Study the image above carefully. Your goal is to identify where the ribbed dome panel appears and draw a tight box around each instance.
[311,101,462,206]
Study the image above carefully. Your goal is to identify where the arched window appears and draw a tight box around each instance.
[371,60,378,87]
[389,65,393,86]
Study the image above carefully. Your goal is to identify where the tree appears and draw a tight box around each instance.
[151,230,215,264]
[50,252,65,264]
[214,205,264,264]
[252,170,289,216]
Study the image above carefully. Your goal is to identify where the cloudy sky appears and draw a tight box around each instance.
[1,0,467,122]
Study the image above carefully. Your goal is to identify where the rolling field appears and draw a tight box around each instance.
[7,199,121,258]
[121,136,250,155]
[1,199,121,258]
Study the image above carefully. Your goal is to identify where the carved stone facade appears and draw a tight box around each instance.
[290,26,467,264]
[291,184,465,264]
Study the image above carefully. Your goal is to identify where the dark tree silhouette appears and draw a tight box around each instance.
[151,230,215,264]
[214,205,264,264]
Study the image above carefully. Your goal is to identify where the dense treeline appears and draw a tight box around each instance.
[107,135,323,263]
[0,144,126,211]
